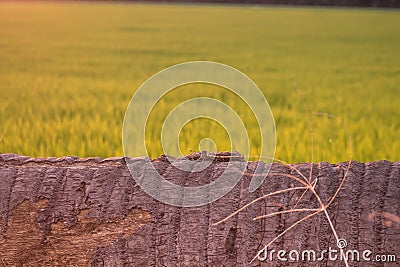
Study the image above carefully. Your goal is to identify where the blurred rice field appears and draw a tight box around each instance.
[0,2,399,162]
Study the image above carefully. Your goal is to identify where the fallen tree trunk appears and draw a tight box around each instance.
[0,153,398,266]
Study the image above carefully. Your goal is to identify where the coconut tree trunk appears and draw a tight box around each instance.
[0,153,398,266]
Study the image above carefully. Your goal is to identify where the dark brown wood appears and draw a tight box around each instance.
[0,153,399,266]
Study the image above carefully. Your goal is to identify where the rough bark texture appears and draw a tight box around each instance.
[0,153,399,266]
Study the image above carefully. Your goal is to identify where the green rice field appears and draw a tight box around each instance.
[0,2,399,163]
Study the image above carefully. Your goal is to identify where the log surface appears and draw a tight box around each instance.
[0,153,399,266]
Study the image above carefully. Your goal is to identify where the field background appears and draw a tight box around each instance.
[0,2,399,163]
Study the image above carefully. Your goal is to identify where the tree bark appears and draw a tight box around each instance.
[0,153,398,266]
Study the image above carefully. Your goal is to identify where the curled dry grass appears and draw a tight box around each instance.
[213,89,353,265]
